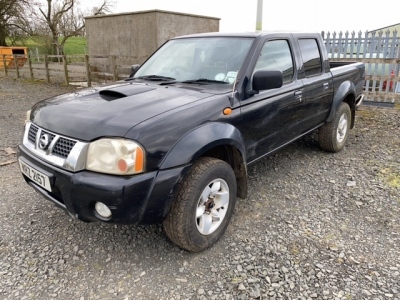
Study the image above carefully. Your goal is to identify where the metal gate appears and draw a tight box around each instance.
[322,30,400,103]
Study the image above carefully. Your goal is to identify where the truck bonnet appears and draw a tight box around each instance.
[30,82,213,141]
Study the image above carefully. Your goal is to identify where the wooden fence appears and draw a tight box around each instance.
[1,32,400,103]
[0,54,133,87]
[322,30,400,103]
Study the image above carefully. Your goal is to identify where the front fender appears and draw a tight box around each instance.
[326,80,355,123]
[160,122,246,169]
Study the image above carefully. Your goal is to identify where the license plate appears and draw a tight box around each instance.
[19,159,52,192]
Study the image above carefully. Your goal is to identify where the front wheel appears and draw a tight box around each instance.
[163,157,237,252]
[319,102,351,152]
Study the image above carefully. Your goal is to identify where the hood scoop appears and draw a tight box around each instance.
[99,84,156,101]
[179,86,203,91]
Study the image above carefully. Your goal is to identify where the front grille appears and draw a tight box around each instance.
[53,138,77,158]
[28,124,39,143]
[26,123,77,158]
[23,122,87,172]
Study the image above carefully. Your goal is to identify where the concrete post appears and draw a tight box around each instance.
[256,0,263,31]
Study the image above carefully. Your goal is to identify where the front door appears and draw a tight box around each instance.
[238,38,305,163]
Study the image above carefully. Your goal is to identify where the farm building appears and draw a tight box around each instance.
[85,10,220,72]
[368,23,400,37]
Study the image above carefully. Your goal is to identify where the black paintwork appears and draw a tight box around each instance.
[18,32,365,224]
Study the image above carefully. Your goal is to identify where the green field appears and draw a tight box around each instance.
[62,37,87,55]
[6,36,87,55]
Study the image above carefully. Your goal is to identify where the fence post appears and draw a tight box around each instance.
[355,31,362,59]
[349,31,355,59]
[344,31,349,58]
[337,31,343,57]
[85,55,91,87]
[331,32,337,59]
[112,55,118,81]
[28,54,34,80]
[44,55,50,83]
[63,55,69,86]
[2,54,7,76]
[325,32,331,55]
[13,55,20,79]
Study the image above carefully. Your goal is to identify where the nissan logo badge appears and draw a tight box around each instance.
[39,134,50,150]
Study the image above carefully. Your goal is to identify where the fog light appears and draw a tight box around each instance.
[95,202,112,218]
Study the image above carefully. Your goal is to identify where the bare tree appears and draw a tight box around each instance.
[36,0,114,55]
[0,0,31,46]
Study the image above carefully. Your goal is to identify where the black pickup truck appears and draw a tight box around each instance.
[17,32,365,252]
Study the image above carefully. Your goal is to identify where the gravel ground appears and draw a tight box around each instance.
[0,77,399,300]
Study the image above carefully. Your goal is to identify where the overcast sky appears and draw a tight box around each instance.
[104,0,400,34]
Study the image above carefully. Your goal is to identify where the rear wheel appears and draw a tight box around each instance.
[163,157,237,252]
[319,102,351,152]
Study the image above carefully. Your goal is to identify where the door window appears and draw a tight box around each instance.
[298,39,322,77]
[253,40,294,84]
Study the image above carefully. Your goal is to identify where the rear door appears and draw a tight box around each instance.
[295,36,333,129]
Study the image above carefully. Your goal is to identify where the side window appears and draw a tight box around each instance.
[253,40,294,84]
[298,39,322,77]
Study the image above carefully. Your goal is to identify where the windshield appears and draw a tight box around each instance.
[134,37,254,83]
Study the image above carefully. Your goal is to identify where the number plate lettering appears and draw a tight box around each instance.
[19,159,52,192]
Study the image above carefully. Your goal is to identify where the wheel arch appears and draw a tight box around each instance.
[327,80,356,128]
[200,144,247,199]
[159,122,248,199]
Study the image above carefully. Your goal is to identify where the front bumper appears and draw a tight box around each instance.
[17,144,188,224]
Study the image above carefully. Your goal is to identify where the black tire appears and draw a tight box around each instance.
[163,157,237,252]
[319,102,351,152]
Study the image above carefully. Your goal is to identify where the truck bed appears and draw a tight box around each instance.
[330,61,365,97]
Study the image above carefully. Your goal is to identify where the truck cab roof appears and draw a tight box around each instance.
[173,31,321,39]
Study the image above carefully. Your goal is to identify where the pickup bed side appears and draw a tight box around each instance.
[328,62,365,127]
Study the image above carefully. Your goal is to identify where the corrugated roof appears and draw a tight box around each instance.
[368,23,400,33]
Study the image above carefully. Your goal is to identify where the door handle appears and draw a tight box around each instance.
[323,82,329,89]
[294,90,303,102]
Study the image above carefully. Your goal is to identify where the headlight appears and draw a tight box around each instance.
[86,138,145,175]
[25,110,31,124]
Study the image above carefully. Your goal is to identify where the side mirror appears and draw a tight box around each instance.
[130,64,140,77]
[248,70,283,96]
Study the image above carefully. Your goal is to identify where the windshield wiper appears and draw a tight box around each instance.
[181,78,229,84]
[125,75,176,82]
